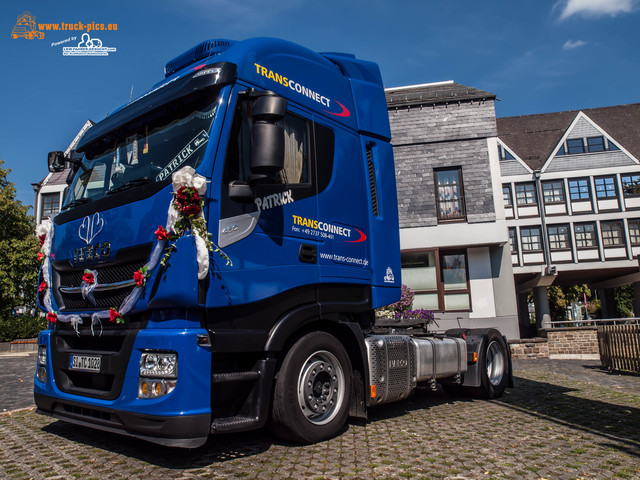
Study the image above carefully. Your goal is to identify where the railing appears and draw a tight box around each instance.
[597,323,640,374]
[547,318,640,328]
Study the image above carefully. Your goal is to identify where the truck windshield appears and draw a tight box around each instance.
[63,87,219,209]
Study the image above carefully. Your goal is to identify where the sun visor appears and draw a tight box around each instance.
[76,62,236,153]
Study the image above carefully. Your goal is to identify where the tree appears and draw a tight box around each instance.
[0,159,39,317]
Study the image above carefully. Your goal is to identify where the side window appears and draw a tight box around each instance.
[221,95,333,220]
[276,114,309,185]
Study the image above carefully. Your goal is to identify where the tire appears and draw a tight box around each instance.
[271,331,352,443]
[477,330,509,399]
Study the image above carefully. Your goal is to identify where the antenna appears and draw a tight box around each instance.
[129,85,134,102]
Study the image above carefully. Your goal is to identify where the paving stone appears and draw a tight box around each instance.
[1,357,640,478]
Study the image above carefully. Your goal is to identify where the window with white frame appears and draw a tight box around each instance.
[41,193,60,220]
[628,220,640,246]
[568,178,591,201]
[594,176,617,199]
[574,223,597,248]
[542,180,565,204]
[548,224,570,250]
[520,226,542,251]
[601,221,625,246]
[515,183,537,206]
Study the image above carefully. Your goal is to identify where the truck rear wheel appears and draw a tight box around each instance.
[477,331,509,399]
[271,331,352,443]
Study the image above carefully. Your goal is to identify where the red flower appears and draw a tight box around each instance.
[82,271,95,285]
[180,204,201,217]
[38,234,46,246]
[39,281,47,293]
[109,308,123,324]
[133,269,146,287]
[37,252,46,262]
[155,225,169,241]
[47,311,57,324]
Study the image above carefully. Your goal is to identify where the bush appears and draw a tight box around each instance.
[0,315,48,342]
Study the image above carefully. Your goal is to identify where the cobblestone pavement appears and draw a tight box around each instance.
[0,357,639,479]
[0,352,36,413]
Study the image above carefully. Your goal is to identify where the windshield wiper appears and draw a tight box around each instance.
[106,177,152,195]
[61,198,92,211]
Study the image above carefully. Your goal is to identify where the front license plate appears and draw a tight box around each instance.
[69,354,101,372]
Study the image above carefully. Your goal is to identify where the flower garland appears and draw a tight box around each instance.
[37,166,230,334]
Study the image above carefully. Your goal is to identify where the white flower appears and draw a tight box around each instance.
[36,220,51,237]
[172,166,196,189]
[192,174,208,195]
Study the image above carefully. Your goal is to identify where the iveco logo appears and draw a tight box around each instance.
[74,213,110,264]
[79,213,104,245]
[389,359,408,369]
[222,224,239,235]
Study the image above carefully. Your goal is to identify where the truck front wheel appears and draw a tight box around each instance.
[271,331,352,443]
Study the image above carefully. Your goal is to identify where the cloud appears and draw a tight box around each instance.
[563,39,587,49]
[558,0,637,19]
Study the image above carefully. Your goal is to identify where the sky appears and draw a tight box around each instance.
[1,0,639,211]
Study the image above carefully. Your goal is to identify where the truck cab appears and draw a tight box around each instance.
[35,37,404,447]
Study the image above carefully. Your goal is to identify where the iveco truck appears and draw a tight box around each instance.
[35,37,511,447]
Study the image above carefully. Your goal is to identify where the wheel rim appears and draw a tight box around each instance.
[486,341,505,386]
[297,350,345,425]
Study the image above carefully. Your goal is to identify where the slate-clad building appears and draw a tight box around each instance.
[386,81,519,339]
[498,104,640,333]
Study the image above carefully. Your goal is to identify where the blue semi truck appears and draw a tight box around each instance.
[35,37,511,447]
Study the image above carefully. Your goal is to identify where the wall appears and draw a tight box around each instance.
[545,327,600,360]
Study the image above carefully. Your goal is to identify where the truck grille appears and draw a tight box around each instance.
[51,243,153,312]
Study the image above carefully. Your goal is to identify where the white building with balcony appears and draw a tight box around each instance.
[498,104,640,334]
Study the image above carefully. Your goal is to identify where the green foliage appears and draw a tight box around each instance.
[546,284,592,321]
[547,286,568,321]
[0,158,39,316]
[614,285,634,317]
[0,315,47,342]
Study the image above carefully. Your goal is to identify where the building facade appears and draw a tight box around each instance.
[386,81,519,339]
[498,104,640,334]
[32,120,93,226]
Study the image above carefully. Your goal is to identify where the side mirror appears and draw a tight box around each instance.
[48,151,66,173]
[250,94,287,179]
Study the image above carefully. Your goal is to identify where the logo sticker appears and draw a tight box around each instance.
[155,130,209,182]
[79,212,104,245]
[384,267,395,284]
[63,33,116,56]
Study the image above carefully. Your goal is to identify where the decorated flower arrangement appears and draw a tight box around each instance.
[36,166,230,333]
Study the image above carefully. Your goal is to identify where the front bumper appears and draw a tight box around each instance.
[35,392,210,448]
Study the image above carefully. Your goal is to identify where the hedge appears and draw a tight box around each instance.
[0,315,48,342]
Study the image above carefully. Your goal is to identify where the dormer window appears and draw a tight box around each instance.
[566,138,585,154]
[557,135,619,156]
[498,144,515,161]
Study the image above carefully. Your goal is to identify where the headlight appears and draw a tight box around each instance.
[139,352,177,379]
[37,345,47,383]
[38,345,47,366]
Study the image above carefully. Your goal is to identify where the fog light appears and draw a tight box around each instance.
[138,379,177,399]
[37,367,46,383]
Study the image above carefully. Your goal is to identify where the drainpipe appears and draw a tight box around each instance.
[534,169,552,272]
[533,169,553,331]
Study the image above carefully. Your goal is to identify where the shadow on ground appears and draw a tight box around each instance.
[495,375,640,458]
[40,387,459,469]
